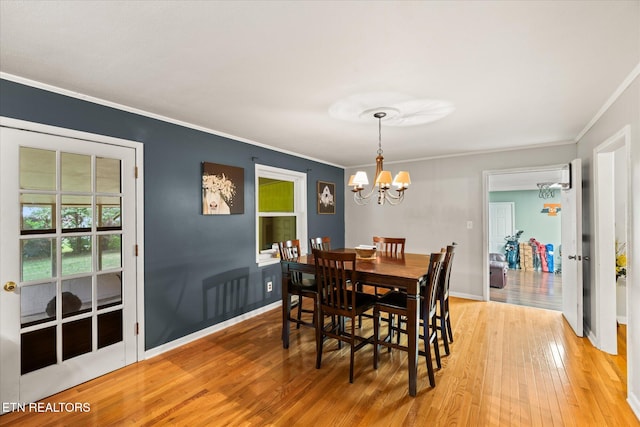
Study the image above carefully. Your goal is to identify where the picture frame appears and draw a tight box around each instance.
[202,162,244,215]
[317,181,335,214]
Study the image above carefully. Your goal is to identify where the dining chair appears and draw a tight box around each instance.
[437,243,456,355]
[313,249,377,383]
[363,236,407,327]
[373,236,406,257]
[278,239,317,332]
[373,251,446,387]
[309,236,331,251]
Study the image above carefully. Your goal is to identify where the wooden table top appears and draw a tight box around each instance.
[286,249,430,289]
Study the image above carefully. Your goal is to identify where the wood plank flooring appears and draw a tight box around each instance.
[491,269,562,311]
[1,298,636,426]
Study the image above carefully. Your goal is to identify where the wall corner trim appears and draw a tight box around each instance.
[575,62,640,142]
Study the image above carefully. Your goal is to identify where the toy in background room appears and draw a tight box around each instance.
[546,244,555,273]
[504,230,524,269]
[527,238,555,273]
[530,238,548,272]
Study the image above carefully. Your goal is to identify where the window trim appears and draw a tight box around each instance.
[255,164,307,266]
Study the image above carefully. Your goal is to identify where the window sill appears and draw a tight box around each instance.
[258,257,280,268]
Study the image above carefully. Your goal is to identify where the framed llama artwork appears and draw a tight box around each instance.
[202,162,244,215]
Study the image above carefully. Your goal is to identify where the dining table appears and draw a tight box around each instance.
[280,248,431,397]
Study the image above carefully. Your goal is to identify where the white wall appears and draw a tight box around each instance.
[345,143,576,300]
[576,73,639,416]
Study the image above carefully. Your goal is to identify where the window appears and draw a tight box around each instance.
[255,164,307,266]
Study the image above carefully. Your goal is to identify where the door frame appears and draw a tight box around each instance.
[482,164,568,302]
[593,125,630,354]
[0,116,145,364]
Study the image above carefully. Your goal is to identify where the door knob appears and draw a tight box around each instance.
[568,255,577,260]
[3,281,17,292]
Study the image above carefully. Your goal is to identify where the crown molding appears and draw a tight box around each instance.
[0,72,344,169]
[575,61,640,142]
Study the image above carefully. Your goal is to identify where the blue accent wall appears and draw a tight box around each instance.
[0,79,345,350]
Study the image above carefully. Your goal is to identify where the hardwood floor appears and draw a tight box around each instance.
[2,298,636,426]
[491,269,562,311]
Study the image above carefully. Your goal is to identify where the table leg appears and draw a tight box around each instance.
[406,293,419,396]
[282,271,290,349]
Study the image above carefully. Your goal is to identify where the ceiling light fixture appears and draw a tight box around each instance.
[348,112,410,205]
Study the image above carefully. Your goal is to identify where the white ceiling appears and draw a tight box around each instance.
[1,1,638,168]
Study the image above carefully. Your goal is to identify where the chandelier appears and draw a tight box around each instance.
[347,112,411,205]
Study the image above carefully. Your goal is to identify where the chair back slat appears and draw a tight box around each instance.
[279,239,304,284]
[437,243,456,299]
[278,239,302,261]
[422,252,446,317]
[309,236,331,251]
[373,236,406,256]
[313,249,357,317]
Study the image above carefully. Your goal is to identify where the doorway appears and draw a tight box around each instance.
[594,125,630,355]
[0,119,144,408]
[484,166,567,310]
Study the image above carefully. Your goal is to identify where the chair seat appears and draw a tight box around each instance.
[348,290,378,311]
[377,290,407,309]
[377,287,429,309]
[295,276,316,288]
[322,290,376,313]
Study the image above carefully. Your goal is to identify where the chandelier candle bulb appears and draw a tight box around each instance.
[353,171,369,186]
[375,171,393,187]
[393,171,411,189]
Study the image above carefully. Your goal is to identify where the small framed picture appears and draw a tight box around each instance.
[317,181,335,214]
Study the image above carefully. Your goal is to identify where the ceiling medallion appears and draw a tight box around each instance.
[328,91,454,126]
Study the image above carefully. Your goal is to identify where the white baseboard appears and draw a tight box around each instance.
[617,316,628,325]
[629,392,640,422]
[584,323,598,347]
[450,291,483,301]
[144,301,281,360]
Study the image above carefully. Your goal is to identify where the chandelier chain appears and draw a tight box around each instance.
[375,111,386,156]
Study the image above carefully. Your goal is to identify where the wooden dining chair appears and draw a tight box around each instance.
[373,251,446,387]
[309,236,331,251]
[437,243,456,355]
[373,236,406,257]
[278,239,317,332]
[313,249,377,383]
[363,236,407,327]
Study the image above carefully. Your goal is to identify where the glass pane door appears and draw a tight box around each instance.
[19,148,125,373]
[1,125,138,407]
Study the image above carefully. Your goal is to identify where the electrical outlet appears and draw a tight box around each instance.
[267,281,273,292]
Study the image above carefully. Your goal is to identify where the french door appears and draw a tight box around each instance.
[0,126,139,407]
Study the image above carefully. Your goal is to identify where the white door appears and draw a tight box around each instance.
[489,202,515,254]
[0,126,138,407]
[561,159,583,336]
